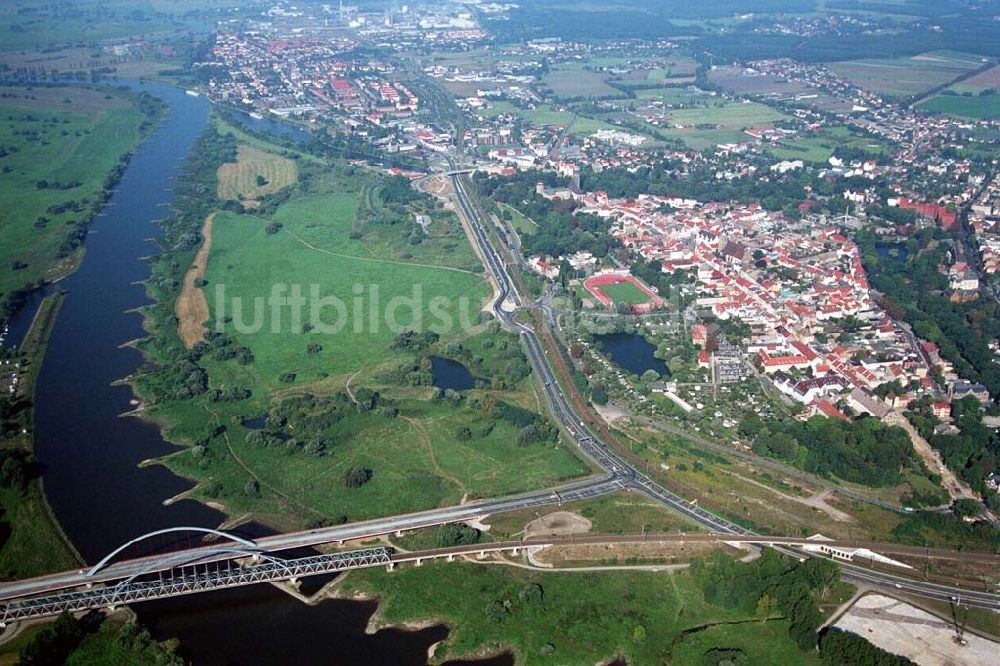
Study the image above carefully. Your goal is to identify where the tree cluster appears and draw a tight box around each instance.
[691,548,839,650]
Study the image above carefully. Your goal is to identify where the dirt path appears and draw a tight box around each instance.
[401,415,467,496]
[176,212,215,348]
[727,470,855,523]
[886,411,975,502]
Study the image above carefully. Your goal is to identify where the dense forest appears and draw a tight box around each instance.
[473,171,617,258]
[739,414,921,488]
[690,548,839,650]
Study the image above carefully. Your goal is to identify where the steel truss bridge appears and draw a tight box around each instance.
[1,544,392,625]
[4,526,1000,625]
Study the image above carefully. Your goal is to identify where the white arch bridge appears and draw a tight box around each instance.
[0,527,392,626]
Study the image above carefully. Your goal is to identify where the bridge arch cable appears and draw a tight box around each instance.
[88,527,259,577]
[109,547,295,594]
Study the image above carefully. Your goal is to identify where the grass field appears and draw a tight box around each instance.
[337,563,820,664]
[768,126,889,164]
[830,51,989,98]
[201,202,486,388]
[918,93,1000,119]
[216,144,297,205]
[149,141,592,528]
[542,64,623,100]
[599,280,655,306]
[0,86,145,300]
[0,0,234,50]
[631,89,787,149]
[482,490,705,539]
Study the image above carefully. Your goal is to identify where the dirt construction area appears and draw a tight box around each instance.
[524,511,592,539]
[834,594,999,666]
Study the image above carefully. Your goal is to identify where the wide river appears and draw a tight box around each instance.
[30,82,509,665]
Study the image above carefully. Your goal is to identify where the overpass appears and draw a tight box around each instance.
[3,531,998,624]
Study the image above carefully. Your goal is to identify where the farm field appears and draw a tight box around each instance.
[337,563,821,665]
[0,0,227,50]
[830,50,989,98]
[945,64,1000,94]
[216,144,298,206]
[477,102,624,138]
[542,63,624,100]
[918,93,1000,119]
[656,102,786,150]
[767,126,889,164]
[0,86,146,302]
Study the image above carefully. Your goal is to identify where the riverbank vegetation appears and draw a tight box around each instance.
[0,85,164,320]
[0,612,181,665]
[135,118,588,529]
[337,548,845,664]
[0,292,82,578]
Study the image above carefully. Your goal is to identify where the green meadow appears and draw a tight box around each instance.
[203,199,487,389]
[145,128,589,528]
[338,563,820,665]
[0,87,146,301]
[919,93,1000,119]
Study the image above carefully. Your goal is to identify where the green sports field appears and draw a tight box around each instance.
[598,280,655,306]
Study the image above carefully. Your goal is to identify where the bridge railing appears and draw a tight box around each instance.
[0,547,392,626]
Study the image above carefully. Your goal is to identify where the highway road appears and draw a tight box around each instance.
[0,475,624,602]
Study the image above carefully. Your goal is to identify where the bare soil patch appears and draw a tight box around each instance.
[176,213,214,348]
[524,511,592,539]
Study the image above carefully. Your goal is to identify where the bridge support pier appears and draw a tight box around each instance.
[477,551,487,560]
[386,562,395,572]
[415,558,423,567]
[447,554,454,562]
[511,548,519,556]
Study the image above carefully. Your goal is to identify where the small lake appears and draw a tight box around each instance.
[430,356,485,391]
[596,332,670,378]
[876,242,908,261]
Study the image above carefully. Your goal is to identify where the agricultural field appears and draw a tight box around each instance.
[708,66,856,114]
[944,64,1000,94]
[918,93,1000,120]
[767,126,889,164]
[477,102,623,138]
[336,563,821,665]
[830,50,990,98]
[0,0,235,50]
[0,86,147,303]
[201,198,487,387]
[216,144,298,206]
[631,90,787,149]
[541,63,624,100]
